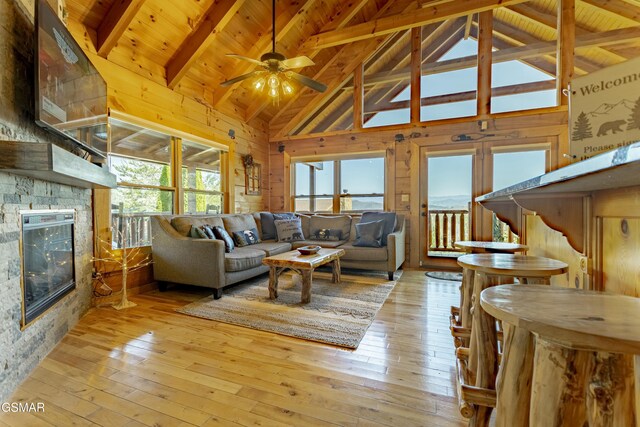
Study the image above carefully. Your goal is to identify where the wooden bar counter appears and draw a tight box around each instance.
[476,142,640,427]
[481,285,640,427]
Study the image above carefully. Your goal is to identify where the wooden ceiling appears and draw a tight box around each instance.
[64,0,640,137]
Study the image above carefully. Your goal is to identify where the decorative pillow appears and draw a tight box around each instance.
[274,219,305,242]
[259,212,295,240]
[212,226,235,253]
[313,228,342,241]
[353,220,385,248]
[360,212,397,246]
[190,224,215,239]
[232,228,261,247]
[309,215,351,240]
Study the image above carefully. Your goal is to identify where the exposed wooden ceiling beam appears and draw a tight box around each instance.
[166,0,246,89]
[299,0,530,51]
[464,14,474,39]
[341,25,640,89]
[243,0,371,123]
[504,3,627,63]
[96,0,146,57]
[272,0,418,137]
[579,0,640,23]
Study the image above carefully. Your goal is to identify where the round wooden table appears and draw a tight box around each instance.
[481,285,640,427]
[454,254,568,426]
[454,240,528,254]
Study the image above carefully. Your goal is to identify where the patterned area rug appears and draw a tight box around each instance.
[176,272,397,349]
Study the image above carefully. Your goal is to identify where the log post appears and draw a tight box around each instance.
[495,323,535,427]
[585,352,635,427]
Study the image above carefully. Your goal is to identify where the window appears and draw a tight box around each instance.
[108,118,225,248]
[293,156,385,213]
[182,140,223,215]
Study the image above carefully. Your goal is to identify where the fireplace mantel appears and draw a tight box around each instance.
[0,141,116,189]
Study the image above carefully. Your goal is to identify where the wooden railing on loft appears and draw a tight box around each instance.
[429,209,470,252]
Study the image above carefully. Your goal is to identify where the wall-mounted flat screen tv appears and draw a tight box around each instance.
[35,0,107,159]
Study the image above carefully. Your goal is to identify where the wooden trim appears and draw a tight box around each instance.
[477,10,492,117]
[96,0,146,57]
[166,0,245,89]
[299,0,528,51]
[410,27,422,124]
[557,0,575,106]
[353,63,364,129]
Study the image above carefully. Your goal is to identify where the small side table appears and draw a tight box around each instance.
[481,285,640,427]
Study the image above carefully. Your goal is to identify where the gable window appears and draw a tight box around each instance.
[292,155,385,213]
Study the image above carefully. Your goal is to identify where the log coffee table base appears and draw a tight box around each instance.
[263,249,345,304]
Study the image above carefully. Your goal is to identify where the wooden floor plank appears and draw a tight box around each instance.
[0,271,466,426]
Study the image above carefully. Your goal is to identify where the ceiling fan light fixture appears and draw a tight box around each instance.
[282,80,294,95]
[268,74,280,88]
[254,77,266,91]
[268,86,278,98]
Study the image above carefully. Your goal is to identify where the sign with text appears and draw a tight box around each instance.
[569,57,640,161]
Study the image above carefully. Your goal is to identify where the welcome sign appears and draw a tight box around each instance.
[569,57,640,161]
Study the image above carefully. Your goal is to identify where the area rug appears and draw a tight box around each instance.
[176,272,397,348]
[425,271,463,281]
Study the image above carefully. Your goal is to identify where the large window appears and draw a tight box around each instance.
[293,156,385,213]
[108,118,225,248]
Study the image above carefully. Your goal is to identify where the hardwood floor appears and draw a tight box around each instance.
[0,270,466,427]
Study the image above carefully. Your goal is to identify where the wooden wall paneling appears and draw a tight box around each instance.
[410,141,422,268]
[600,216,640,297]
[557,0,575,106]
[385,145,396,212]
[477,10,492,117]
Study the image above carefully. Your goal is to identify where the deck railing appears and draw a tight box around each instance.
[429,209,470,252]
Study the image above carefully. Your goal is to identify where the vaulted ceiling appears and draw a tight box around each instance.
[64,0,640,137]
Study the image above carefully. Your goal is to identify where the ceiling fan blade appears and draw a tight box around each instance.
[220,70,261,87]
[280,56,315,69]
[226,54,266,67]
[288,72,327,93]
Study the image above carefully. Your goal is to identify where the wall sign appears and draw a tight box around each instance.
[569,57,640,161]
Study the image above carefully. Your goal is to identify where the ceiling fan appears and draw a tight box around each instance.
[220,0,327,98]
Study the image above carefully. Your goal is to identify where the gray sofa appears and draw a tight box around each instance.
[150,212,405,298]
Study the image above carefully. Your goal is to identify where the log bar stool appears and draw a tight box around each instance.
[450,242,528,349]
[455,253,568,426]
[481,285,640,427]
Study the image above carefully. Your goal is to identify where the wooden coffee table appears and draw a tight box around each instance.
[262,248,345,304]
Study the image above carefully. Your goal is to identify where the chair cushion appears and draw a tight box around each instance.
[172,216,224,236]
[360,212,397,246]
[309,215,351,240]
[291,239,346,249]
[224,247,265,272]
[250,241,292,256]
[353,220,385,248]
[339,243,388,262]
[275,218,305,242]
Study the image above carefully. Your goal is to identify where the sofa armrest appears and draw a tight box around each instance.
[151,216,226,288]
[386,219,406,273]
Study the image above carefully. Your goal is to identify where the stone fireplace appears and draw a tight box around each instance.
[20,210,76,326]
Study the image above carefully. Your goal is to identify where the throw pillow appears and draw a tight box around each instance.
[314,228,342,241]
[309,215,351,240]
[353,220,385,248]
[190,224,215,239]
[274,218,305,242]
[212,226,235,253]
[360,212,397,246]
[232,228,261,247]
[260,212,295,240]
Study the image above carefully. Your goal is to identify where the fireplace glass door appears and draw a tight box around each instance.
[21,210,75,325]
